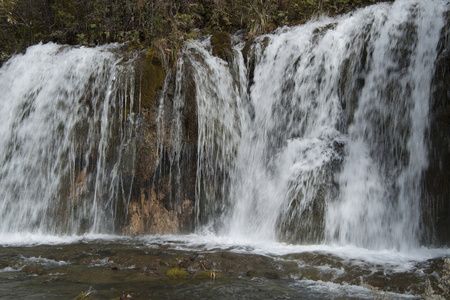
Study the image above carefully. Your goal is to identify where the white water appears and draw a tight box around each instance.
[325,0,447,250]
[1,231,449,272]
[185,0,448,250]
[0,43,137,235]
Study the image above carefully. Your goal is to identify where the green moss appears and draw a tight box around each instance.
[210,32,233,62]
[186,30,200,40]
[266,23,277,32]
[167,268,190,279]
[140,49,165,110]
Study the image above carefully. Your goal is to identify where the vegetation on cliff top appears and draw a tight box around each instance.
[0,0,391,66]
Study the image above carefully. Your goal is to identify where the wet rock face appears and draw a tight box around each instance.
[125,50,197,235]
[182,60,199,146]
[126,190,186,235]
[131,49,164,185]
[424,12,450,246]
[139,50,165,111]
[211,32,233,63]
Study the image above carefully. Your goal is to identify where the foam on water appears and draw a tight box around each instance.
[2,232,448,271]
[0,267,20,273]
[19,256,70,266]
[137,233,450,270]
[0,233,128,247]
[292,280,419,299]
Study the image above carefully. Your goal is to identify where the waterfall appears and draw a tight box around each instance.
[186,0,448,249]
[180,37,248,231]
[0,0,447,251]
[0,43,137,235]
[325,0,447,250]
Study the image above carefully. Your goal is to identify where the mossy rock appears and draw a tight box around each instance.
[266,23,277,32]
[210,32,233,63]
[167,268,190,279]
[140,49,165,110]
[241,37,255,65]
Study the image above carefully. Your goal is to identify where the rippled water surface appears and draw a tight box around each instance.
[0,234,448,299]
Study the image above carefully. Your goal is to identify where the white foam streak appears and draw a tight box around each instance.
[0,231,448,272]
[0,233,129,247]
[139,233,450,269]
[20,256,69,266]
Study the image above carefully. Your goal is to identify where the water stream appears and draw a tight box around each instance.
[0,43,137,235]
[190,0,448,251]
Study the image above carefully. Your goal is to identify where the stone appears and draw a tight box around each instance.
[139,49,165,111]
[210,32,233,64]
[126,189,179,235]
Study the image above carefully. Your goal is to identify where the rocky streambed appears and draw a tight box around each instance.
[0,236,448,299]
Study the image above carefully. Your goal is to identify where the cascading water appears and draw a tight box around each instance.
[0,43,137,236]
[0,0,447,253]
[180,37,249,230]
[186,0,448,250]
[325,0,447,250]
